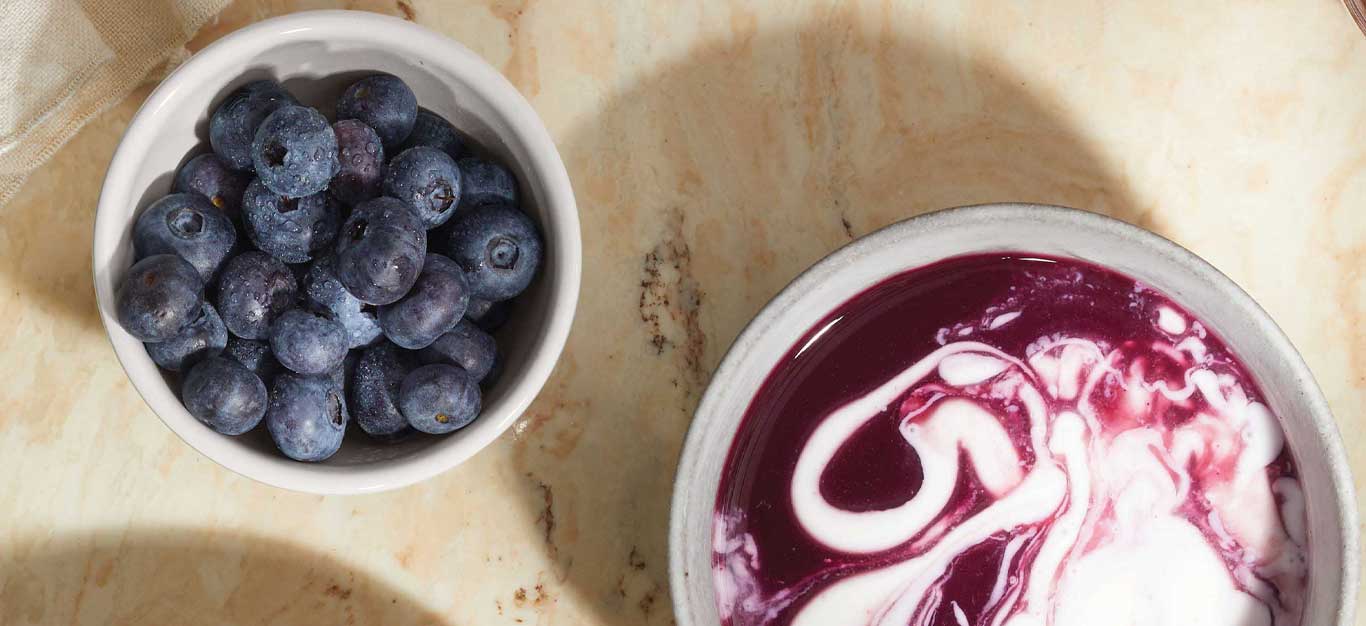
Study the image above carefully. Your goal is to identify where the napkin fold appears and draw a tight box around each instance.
[0,0,228,207]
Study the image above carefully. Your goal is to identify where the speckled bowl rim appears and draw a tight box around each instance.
[91,11,581,494]
[668,203,1358,625]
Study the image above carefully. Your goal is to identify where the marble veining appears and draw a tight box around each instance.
[1,1,1365,625]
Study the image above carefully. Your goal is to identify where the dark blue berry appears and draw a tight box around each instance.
[209,80,297,171]
[464,297,512,332]
[351,343,415,441]
[456,157,517,210]
[133,193,236,282]
[116,254,205,342]
[336,74,417,150]
[266,373,347,462]
[251,105,339,198]
[301,255,382,348]
[384,146,462,228]
[401,107,467,160]
[223,336,280,382]
[182,356,267,435]
[378,254,469,349]
[331,349,360,394]
[329,119,385,206]
[215,251,297,340]
[270,308,348,375]
[146,302,227,371]
[399,363,480,434]
[418,320,497,382]
[241,179,341,263]
[174,153,250,221]
[334,197,427,305]
[446,204,542,301]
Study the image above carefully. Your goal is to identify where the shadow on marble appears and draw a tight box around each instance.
[507,13,1150,626]
[0,527,450,626]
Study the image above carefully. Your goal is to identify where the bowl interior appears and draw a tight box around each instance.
[670,205,1356,626]
[94,13,577,491]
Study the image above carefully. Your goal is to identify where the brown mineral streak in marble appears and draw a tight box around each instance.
[2,2,1365,626]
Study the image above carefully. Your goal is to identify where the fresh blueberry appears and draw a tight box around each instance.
[336,74,417,150]
[241,179,341,263]
[174,153,251,221]
[145,302,227,371]
[209,80,297,171]
[251,105,340,198]
[401,107,467,160]
[182,356,268,435]
[378,253,469,349]
[133,193,236,283]
[351,343,415,441]
[301,255,382,348]
[215,251,297,340]
[456,157,517,211]
[384,146,462,228]
[399,363,481,434]
[116,254,205,342]
[269,307,348,375]
[334,197,427,305]
[266,372,348,462]
[417,320,496,382]
[482,351,505,389]
[329,119,385,206]
[223,336,280,382]
[446,204,542,301]
[464,297,512,332]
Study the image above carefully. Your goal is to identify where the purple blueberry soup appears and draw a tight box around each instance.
[712,254,1308,626]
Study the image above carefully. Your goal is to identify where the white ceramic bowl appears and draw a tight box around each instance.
[93,11,580,494]
[669,204,1357,625]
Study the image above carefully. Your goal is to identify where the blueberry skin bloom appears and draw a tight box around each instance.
[301,255,383,349]
[418,320,497,382]
[215,251,297,340]
[336,74,418,150]
[384,146,462,229]
[133,193,236,283]
[270,308,349,375]
[399,363,481,434]
[182,356,268,435]
[456,157,518,211]
[378,254,470,349]
[116,254,205,342]
[174,153,251,220]
[329,119,385,206]
[251,105,340,198]
[267,373,348,462]
[446,204,543,301]
[223,336,280,383]
[145,302,228,371]
[401,107,467,159]
[241,179,341,264]
[209,80,297,171]
[334,197,428,305]
[351,343,415,441]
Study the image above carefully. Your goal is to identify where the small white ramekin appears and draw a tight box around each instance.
[93,11,580,494]
[669,204,1357,625]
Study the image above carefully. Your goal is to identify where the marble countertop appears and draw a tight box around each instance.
[2,1,1365,624]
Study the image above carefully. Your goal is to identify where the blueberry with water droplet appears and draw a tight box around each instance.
[401,107,467,159]
[336,74,417,150]
[241,178,340,263]
[174,153,251,222]
[334,197,427,305]
[209,80,297,171]
[116,254,205,342]
[145,302,228,371]
[329,119,385,206]
[183,356,267,435]
[266,372,348,462]
[378,253,470,349]
[446,204,542,301]
[384,146,462,228]
[251,105,339,198]
[456,157,518,211]
[351,343,415,441]
[215,251,297,340]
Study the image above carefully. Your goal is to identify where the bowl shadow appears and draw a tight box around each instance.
[506,13,1152,626]
[0,527,451,626]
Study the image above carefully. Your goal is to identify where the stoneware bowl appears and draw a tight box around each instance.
[92,11,580,494]
[669,204,1357,625]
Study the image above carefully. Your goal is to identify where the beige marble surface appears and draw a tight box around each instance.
[2,0,1366,624]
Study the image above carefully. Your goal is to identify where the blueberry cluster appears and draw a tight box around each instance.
[116,75,542,462]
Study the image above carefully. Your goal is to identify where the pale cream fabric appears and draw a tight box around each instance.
[0,0,229,207]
